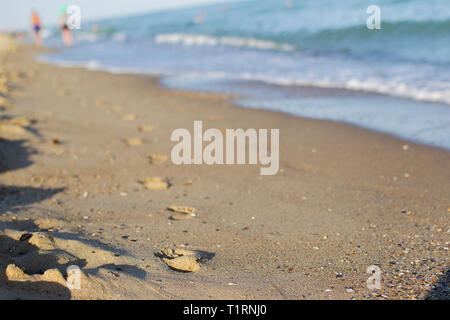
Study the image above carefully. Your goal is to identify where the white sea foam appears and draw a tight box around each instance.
[38,52,450,106]
[171,71,450,106]
[154,33,295,52]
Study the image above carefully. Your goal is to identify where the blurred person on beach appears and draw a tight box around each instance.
[194,12,205,24]
[59,5,74,46]
[30,10,42,46]
[285,1,294,9]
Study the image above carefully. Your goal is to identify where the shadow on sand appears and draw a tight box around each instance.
[0,134,72,299]
[425,269,450,300]
[0,126,145,299]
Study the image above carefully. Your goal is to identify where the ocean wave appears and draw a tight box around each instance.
[237,74,450,105]
[154,33,296,52]
[39,50,450,105]
[156,70,449,106]
[162,70,450,105]
[305,18,450,41]
[151,18,450,62]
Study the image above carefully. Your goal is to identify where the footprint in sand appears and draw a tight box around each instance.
[0,224,150,299]
[0,124,27,136]
[148,154,167,164]
[93,98,105,107]
[0,117,31,137]
[7,117,31,127]
[166,206,196,220]
[0,230,80,296]
[0,96,9,108]
[139,177,169,190]
[138,125,153,132]
[124,137,142,146]
[120,114,136,121]
[57,89,71,96]
[157,248,214,272]
[110,106,122,113]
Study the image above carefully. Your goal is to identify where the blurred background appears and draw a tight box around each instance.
[1,0,450,149]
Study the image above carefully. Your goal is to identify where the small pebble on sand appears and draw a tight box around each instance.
[139,177,169,190]
[138,125,153,132]
[120,114,136,121]
[148,154,168,164]
[124,137,142,146]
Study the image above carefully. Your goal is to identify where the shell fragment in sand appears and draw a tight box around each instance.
[148,154,167,164]
[169,214,191,221]
[120,114,136,121]
[124,137,142,146]
[167,206,196,215]
[167,206,196,220]
[139,177,169,190]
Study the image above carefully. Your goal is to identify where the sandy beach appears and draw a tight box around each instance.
[0,38,448,300]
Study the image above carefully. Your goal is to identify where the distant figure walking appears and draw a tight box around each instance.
[59,6,74,46]
[194,12,205,24]
[31,10,42,46]
[285,1,294,9]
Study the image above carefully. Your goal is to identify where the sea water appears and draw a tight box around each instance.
[39,0,450,149]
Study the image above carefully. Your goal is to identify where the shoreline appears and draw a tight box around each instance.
[38,53,450,152]
[0,41,448,300]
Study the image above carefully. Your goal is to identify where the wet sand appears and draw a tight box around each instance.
[0,38,449,299]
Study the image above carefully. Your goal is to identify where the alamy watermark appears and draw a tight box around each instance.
[66,5,81,30]
[171,121,279,175]
[64,5,379,31]
[66,265,81,290]
[366,265,382,290]
[366,5,381,30]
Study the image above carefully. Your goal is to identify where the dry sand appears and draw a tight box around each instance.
[0,37,448,300]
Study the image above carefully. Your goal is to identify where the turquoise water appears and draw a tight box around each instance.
[40,0,450,149]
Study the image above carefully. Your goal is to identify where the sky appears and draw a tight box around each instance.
[0,0,232,30]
